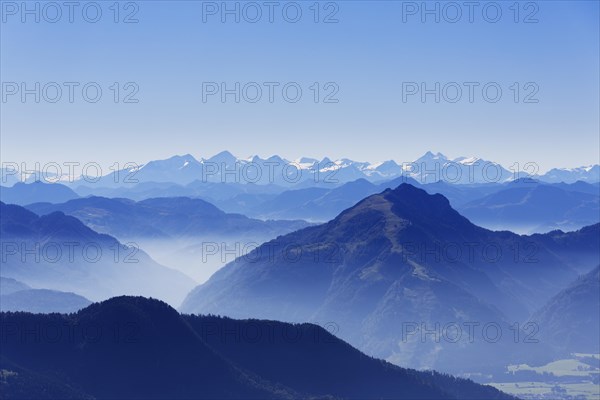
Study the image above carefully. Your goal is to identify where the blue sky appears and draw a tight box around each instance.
[1,1,599,172]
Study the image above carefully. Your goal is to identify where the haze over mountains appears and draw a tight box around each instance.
[23,196,309,281]
[0,202,195,305]
[5,0,599,394]
[459,180,600,233]
[0,276,92,313]
[1,151,599,399]
[181,185,600,375]
[530,266,600,355]
[25,196,308,240]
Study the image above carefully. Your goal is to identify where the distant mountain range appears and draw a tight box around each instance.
[5,177,598,234]
[0,296,516,399]
[181,184,600,375]
[3,151,598,189]
[25,196,308,240]
[23,196,310,282]
[0,181,79,205]
[221,178,600,232]
[0,277,92,313]
[459,180,600,233]
[0,202,196,306]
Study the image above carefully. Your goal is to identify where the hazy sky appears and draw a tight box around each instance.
[1,1,599,173]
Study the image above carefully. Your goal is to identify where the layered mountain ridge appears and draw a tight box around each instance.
[181,184,600,374]
[0,202,196,306]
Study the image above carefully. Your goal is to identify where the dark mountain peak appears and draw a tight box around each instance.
[324,183,476,244]
[379,175,421,190]
[395,182,439,194]
[79,295,176,319]
[386,183,454,213]
[75,296,195,344]
[88,294,168,308]
[337,183,463,223]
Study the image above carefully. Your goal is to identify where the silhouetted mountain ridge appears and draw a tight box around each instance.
[0,296,516,399]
